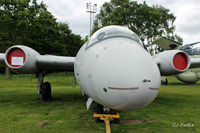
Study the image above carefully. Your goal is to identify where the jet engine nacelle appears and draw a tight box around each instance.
[153,50,190,76]
[4,45,40,73]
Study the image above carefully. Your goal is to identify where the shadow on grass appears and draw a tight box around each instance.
[121,119,159,125]
[153,93,192,107]
[0,92,86,108]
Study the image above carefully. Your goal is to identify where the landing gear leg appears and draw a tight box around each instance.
[37,72,52,101]
[37,72,44,94]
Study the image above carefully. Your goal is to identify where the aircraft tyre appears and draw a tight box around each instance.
[161,78,168,85]
[41,82,52,101]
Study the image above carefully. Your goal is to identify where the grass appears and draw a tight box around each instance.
[0,73,199,133]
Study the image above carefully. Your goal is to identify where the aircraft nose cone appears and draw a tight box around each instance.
[75,38,161,111]
[91,39,161,110]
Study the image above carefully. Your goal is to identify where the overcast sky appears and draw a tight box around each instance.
[39,0,200,44]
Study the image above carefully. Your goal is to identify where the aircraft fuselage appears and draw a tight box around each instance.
[74,26,161,110]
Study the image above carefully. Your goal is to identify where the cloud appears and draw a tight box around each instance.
[175,4,200,35]
[140,0,200,43]
[40,0,200,44]
[39,0,109,38]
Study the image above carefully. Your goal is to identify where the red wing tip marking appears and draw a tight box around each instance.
[149,87,160,90]
[108,87,138,90]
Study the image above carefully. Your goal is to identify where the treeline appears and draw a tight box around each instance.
[93,0,182,45]
[0,0,84,56]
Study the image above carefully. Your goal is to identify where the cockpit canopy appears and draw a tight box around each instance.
[87,25,143,48]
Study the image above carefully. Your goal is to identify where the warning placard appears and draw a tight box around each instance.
[11,57,24,65]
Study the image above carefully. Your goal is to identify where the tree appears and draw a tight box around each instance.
[93,0,182,46]
[57,22,84,56]
[0,0,83,56]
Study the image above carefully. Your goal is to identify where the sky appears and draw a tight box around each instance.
[39,0,200,44]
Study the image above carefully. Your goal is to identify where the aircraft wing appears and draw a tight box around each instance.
[0,45,75,73]
[153,36,182,50]
[190,57,200,68]
[37,55,75,72]
[0,53,5,66]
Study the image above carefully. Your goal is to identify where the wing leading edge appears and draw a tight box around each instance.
[0,53,5,66]
[0,50,75,73]
[37,55,75,72]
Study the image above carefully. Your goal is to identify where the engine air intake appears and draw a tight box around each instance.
[7,48,26,68]
[173,53,188,71]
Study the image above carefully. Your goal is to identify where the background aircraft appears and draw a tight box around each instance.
[152,36,182,51]
[0,25,197,115]
[153,37,200,84]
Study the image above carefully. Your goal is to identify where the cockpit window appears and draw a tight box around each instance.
[87,25,143,49]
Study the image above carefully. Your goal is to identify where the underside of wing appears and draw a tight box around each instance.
[190,56,200,68]
[37,55,75,72]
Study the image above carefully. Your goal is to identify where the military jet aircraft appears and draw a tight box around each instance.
[0,25,198,114]
[153,36,200,84]
[153,36,182,51]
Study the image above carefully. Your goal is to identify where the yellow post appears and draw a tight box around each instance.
[101,118,111,133]
[93,112,120,133]
[105,119,111,133]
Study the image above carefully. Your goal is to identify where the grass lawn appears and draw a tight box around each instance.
[0,73,199,133]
